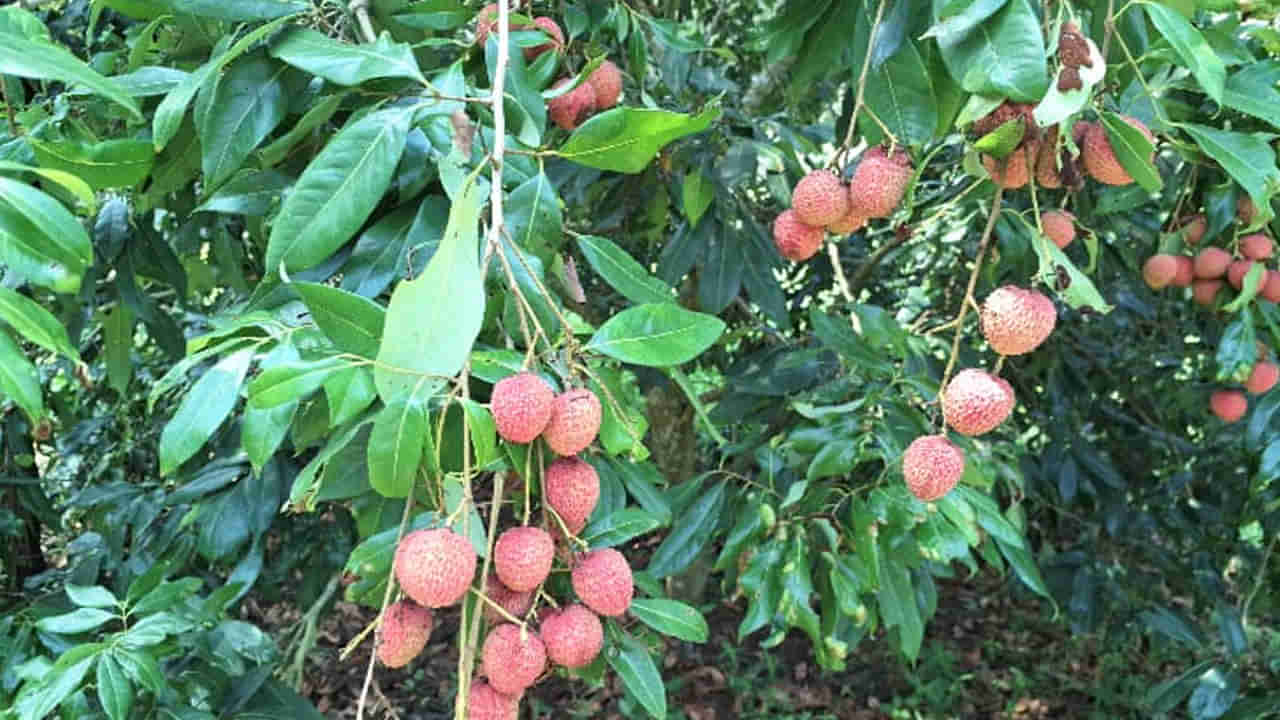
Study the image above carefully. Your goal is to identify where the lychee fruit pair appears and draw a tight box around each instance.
[394,527,477,608]
[980,286,1056,356]
[1080,116,1155,186]
[547,61,624,130]
[490,374,602,455]
[902,434,964,502]
[942,369,1015,436]
[376,600,434,668]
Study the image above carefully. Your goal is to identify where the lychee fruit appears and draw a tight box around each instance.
[1242,233,1273,261]
[474,3,501,45]
[902,434,965,502]
[1239,195,1258,224]
[1041,210,1076,249]
[981,145,1035,189]
[1171,256,1194,288]
[1228,260,1258,290]
[847,145,913,218]
[571,548,634,617]
[772,209,824,261]
[980,286,1057,356]
[1246,362,1279,394]
[942,369,1015,436]
[481,623,546,695]
[1143,255,1179,290]
[542,388,602,456]
[523,16,564,59]
[394,528,477,608]
[376,601,434,668]
[547,78,597,131]
[826,206,867,235]
[468,680,519,720]
[1210,390,1247,423]
[792,170,850,226]
[1193,247,1231,279]
[540,604,604,668]
[586,60,622,110]
[483,573,534,625]
[1263,271,1280,303]
[494,526,554,592]
[1082,117,1154,186]
[1035,127,1063,189]
[1181,214,1207,246]
[1193,279,1223,306]
[544,456,600,534]
[491,372,555,444]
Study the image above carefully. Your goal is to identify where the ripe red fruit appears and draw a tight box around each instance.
[394,528,477,608]
[540,604,604,668]
[1041,210,1076,249]
[571,548,634,617]
[483,574,534,625]
[1143,255,1179,290]
[1228,260,1258,290]
[523,17,564,59]
[826,206,867,235]
[1241,233,1273,261]
[792,170,850,226]
[772,209,824,261]
[542,388,602,456]
[481,624,546,695]
[474,3,500,45]
[1171,256,1195,288]
[1181,214,1207,246]
[377,601,434,668]
[547,78,597,131]
[942,369,1015,436]
[494,526,554,592]
[1263,271,1280,303]
[1210,390,1247,423]
[468,680,519,720]
[1193,279,1223,306]
[902,434,964,502]
[848,145,913,218]
[491,372,554,444]
[980,286,1056,356]
[587,60,622,110]
[981,145,1035,189]
[1082,117,1154,185]
[1193,247,1231,279]
[1246,362,1279,394]
[544,457,600,534]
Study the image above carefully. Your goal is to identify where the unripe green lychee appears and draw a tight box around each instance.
[1246,362,1279,394]
[902,434,964,502]
[481,624,546,695]
[587,60,622,110]
[394,528,477,608]
[491,372,555,444]
[540,604,604,668]
[1082,117,1154,185]
[571,548,634,617]
[848,145,913,218]
[1210,390,1247,423]
[524,17,564,60]
[483,573,534,625]
[547,78,597,131]
[494,526,554,592]
[1193,279,1223,306]
[772,209,824,262]
[1242,233,1273,261]
[942,369,1015,436]
[544,456,600,534]
[1171,256,1194,288]
[1041,210,1076,248]
[980,286,1056,356]
[1228,260,1258,290]
[1193,247,1231,279]
[1143,255,1179,289]
[468,679,520,720]
[826,206,867,235]
[542,388,602,456]
[792,170,850,226]
[377,601,434,668]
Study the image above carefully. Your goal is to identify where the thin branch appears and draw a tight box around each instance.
[848,231,909,296]
[349,0,378,44]
[1101,0,1116,61]
[355,496,415,720]
[939,188,1005,402]
[1242,532,1279,629]
[828,241,854,303]
[840,0,891,151]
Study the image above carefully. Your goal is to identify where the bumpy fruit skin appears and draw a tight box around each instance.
[494,526,554,592]
[1263,271,1280,303]
[1194,247,1231,279]
[942,369,1015,436]
[1193,280,1223,306]
[587,60,622,109]
[772,209,824,261]
[572,548,634,617]
[468,680,520,720]
[481,624,546,695]
[523,17,564,59]
[544,457,600,534]
[394,528,477,608]
[1211,390,1247,423]
[1181,214,1207,246]
[491,372,555,444]
[474,3,500,45]
[483,574,534,625]
[1171,256,1195,288]
[902,435,965,502]
[1143,255,1179,289]
[542,388,602,455]
[792,170,850,226]
[1246,362,1279,394]
[980,286,1056,356]
[1041,210,1076,248]
[1082,117,1154,185]
[1035,127,1063,189]
[377,601,434,668]
[1242,233,1274,261]
[1228,260,1258,290]
[540,604,604,668]
[826,206,867,235]
[848,146,913,218]
[547,78,597,131]
[982,145,1035,189]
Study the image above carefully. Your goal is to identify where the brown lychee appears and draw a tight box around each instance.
[586,60,622,110]
[1246,362,1279,394]
[494,526,554,592]
[483,574,534,625]
[1193,247,1231,279]
[1210,390,1247,423]
[1041,210,1076,249]
[481,624,546,695]
[377,601,434,668]
[540,604,604,668]
[942,369,1015,436]
[491,372,555,444]
[1035,128,1064,189]
[571,548,634,617]
[981,144,1035,189]
[547,78,597,131]
[394,528,477,608]
[542,388,602,456]
[1082,117,1154,186]
[544,456,600,534]
[902,434,964,502]
[1241,233,1273,261]
[1143,255,1179,290]
[792,170,850,227]
[772,209,824,262]
[467,680,519,720]
[523,17,564,60]
[980,286,1056,356]
[1193,279,1223,306]
[847,145,913,218]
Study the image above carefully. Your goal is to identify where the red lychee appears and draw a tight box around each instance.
[482,573,534,625]
[772,209,824,262]
[942,369,1015,436]
[1082,117,1154,186]
[571,548,634,617]
[491,372,555,444]
[586,60,622,110]
[792,170,850,227]
[544,456,600,534]
[1228,260,1258,290]
[1181,214,1207,246]
[547,78,597,131]
[474,3,500,46]
[377,601,434,668]
[826,206,867,235]
[1210,390,1247,423]
[523,16,564,60]
[1193,279,1223,306]
[1171,256,1194,288]
[467,680,520,720]
[1263,271,1280,303]
[542,388,602,456]
[1143,255,1179,290]
[394,528,477,608]
[902,434,965,502]
[1242,233,1273,261]
[981,145,1035,189]
[848,145,913,218]
[481,623,546,695]
[1041,210,1076,249]
[1193,247,1231,279]
[980,286,1056,356]
[494,526,554,592]
[1246,362,1279,394]
[540,604,604,668]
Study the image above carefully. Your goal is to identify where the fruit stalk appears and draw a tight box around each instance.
[841,0,895,150]
[940,188,1005,397]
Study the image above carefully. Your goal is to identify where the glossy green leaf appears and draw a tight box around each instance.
[877,558,923,662]
[159,348,254,475]
[629,598,708,642]
[854,25,937,146]
[13,652,98,720]
[647,481,725,578]
[1188,667,1239,720]
[247,355,351,409]
[1183,125,1280,226]
[1142,2,1225,103]
[0,160,96,212]
[923,0,1009,41]
[199,54,289,187]
[172,0,310,21]
[582,507,665,548]
[294,282,386,358]
[36,607,117,634]
[576,234,674,306]
[559,104,720,174]
[1100,111,1161,193]
[195,169,292,216]
[587,303,724,367]
[0,176,94,293]
[324,366,378,427]
[30,138,154,190]
[0,332,47,422]
[368,397,427,498]
[505,171,563,265]
[0,15,141,120]
[606,629,667,720]
[66,584,118,609]
[1222,60,1280,131]
[934,0,1047,102]
[95,653,133,720]
[1033,228,1113,313]
[269,27,426,85]
[0,287,80,362]
[242,342,300,472]
[681,170,713,227]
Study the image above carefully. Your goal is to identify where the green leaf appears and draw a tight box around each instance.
[559,104,721,174]
[36,607,117,634]
[199,54,289,187]
[1099,111,1161,192]
[1183,125,1280,226]
[393,0,472,29]
[367,397,427,498]
[853,28,937,146]
[14,652,98,720]
[0,160,96,212]
[374,178,485,402]
[587,303,725,367]
[0,331,44,422]
[259,91,348,167]
[1146,660,1216,713]
[1222,60,1280,131]
[629,598,709,642]
[247,355,351,409]
[1216,310,1256,383]
[325,366,378,426]
[606,629,667,720]
[1223,262,1265,313]
[582,507,665,548]
[576,235,674,306]
[505,171,563,266]
[681,171,713,227]
[0,287,80,362]
[29,138,154,190]
[66,584,118,609]
[934,0,1048,102]
[95,654,133,720]
[241,342,300,472]
[1188,667,1239,719]
[923,0,1009,41]
[171,0,310,21]
[647,481,725,578]
[159,348,254,475]
[1032,227,1113,313]
[266,107,411,272]
[0,16,141,120]
[877,558,923,662]
[269,27,427,85]
[195,168,292,216]
[294,282,386,358]
[0,176,94,293]
[1142,2,1225,103]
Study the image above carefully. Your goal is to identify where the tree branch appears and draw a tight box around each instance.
[940,188,1004,400]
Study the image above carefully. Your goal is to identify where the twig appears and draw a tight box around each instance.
[939,188,1005,401]
[458,469,506,719]
[1101,0,1116,62]
[848,231,909,296]
[828,242,854,302]
[348,0,378,44]
[283,572,342,691]
[840,0,892,151]
[355,496,415,720]
[1242,532,1279,629]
